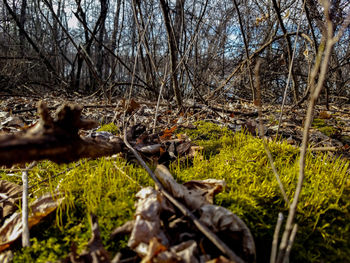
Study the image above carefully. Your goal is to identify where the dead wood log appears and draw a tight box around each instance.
[0,101,124,166]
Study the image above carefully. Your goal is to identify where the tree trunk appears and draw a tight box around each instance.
[159,0,182,108]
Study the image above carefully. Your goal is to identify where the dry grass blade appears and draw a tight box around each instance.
[255,60,290,206]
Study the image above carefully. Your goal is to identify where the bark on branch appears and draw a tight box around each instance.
[0,102,124,166]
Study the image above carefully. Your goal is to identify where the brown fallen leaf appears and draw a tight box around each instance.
[128,187,171,251]
[319,111,332,119]
[0,180,22,222]
[0,192,64,252]
[199,205,256,263]
[154,165,255,262]
[183,179,226,205]
[160,126,177,141]
[154,165,225,211]
[157,240,199,263]
[140,237,167,263]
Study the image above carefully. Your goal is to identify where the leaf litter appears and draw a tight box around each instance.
[0,95,349,261]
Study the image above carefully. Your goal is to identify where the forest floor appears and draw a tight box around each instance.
[0,94,350,262]
[1,94,350,160]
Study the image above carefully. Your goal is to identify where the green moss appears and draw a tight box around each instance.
[318,126,338,137]
[97,122,120,135]
[6,121,350,262]
[9,158,152,262]
[179,121,235,156]
[312,118,338,137]
[172,125,350,262]
[312,118,327,128]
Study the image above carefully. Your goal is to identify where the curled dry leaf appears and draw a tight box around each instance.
[128,187,171,251]
[154,165,225,210]
[199,205,256,263]
[183,179,226,205]
[137,144,162,155]
[155,165,255,262]
[176,141,192,156]
[145,239,199,263]
[161,240,199,263]
[0,192,64,252]
[0,250,13,263]
[117,164,255,262]
[0,180,22,221]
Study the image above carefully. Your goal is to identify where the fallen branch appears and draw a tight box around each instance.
[0,101,124,166]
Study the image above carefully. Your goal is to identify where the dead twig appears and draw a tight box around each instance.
[0,101,124,166]
[255,60,290,206]
[276,2,350,262]
[21,161,37,247]
[270,213,284,263]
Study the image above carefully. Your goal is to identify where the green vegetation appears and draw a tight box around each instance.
[3,121,349,262]
[177,121,350,262]
[312,118,338,137]
[180,121,235,156]
[8,158,152,262]
[97,122,120,135]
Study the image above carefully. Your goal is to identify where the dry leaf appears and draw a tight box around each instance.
[155,240,198,263]
[121,98,140,114]
[154,165,225,211]
[183,179,226,205]
[176,141,192,156]
[138,144,162,155]
[160,126,177,140]
[0,180,22,221]
[319,111,332,119]
[141,237,167,263]
[0,192,64,252]
[199,205,256,263]
[128,187,170,250]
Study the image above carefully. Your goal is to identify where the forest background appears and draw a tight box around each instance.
[0,0,349,106]
[1,0,350,263]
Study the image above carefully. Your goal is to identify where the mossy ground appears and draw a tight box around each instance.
[312,118,339,137]
[97,122,120,135]
[2,121,350,262]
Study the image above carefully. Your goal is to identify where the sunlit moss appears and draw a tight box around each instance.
[173,124,350,262]
[10,157,152,262]
[97,122,120,135]
[5,121,350,262]
[312,118,338,137]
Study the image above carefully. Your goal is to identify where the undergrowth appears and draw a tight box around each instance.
[2,121,349,262]
[175,121,350,262]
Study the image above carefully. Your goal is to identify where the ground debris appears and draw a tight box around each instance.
[111,165,255,263]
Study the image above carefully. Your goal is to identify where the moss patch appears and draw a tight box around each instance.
[312,118,339,137]
[176,123,350,262]
[97,122,120,135]
[5,121,350,262]
[179,121,235,156]
[9,158,152,262]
